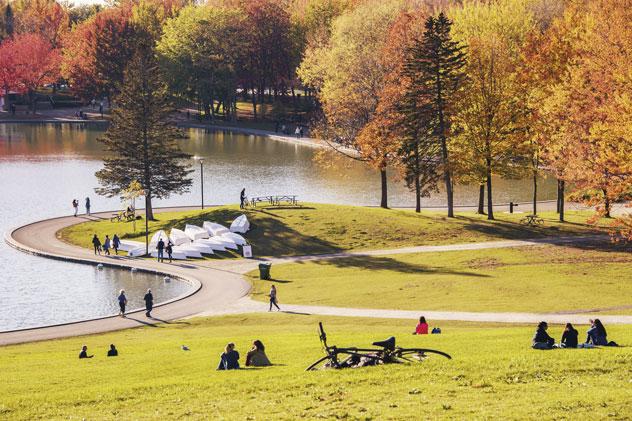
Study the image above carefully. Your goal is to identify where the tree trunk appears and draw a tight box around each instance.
[603,188,611,218]
[440,138,453,217]
[486,159,494,220]
[251,87,257,120]
[380,167,388,209]
[145,194,154,221]
[414,148,421,213]
[558,179,565,222]
[477,184,485,214]
[532,170,538,215]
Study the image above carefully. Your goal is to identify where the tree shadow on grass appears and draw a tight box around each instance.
[125,207,345,257]
[309,255,490,277]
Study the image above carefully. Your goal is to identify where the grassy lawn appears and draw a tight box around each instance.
[248,243,632,314]
[0,314,630,419]
[59,204,606,258]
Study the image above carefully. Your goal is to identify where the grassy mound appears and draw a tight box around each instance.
[248,243,632,313]
[59,204,605,258]
[0,314,629,419]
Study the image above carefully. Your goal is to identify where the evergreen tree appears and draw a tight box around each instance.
[403,13,467,217]
[95,47,192,221]
[397,91,441,213]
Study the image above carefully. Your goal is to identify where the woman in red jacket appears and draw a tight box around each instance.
[414,316,428,335]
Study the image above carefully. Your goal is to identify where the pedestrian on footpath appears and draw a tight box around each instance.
[72,199,79,216]
[112,234,120,255]
[118,289,127,317]
[85,197,91,216]
[269,285,280,312]
[103,235,111,255]
[144,289,153,318]
[166,241,173,263]
[92,234,101,255]
[240,188,246,209]
[156,238,165,262]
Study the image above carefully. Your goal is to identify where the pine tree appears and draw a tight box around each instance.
[403,13,467,217]
[95,46,192,221]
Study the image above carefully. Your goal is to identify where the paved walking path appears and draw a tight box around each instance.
[1,207,629,346]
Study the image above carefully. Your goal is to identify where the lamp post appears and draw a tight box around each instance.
[194,156,205,209]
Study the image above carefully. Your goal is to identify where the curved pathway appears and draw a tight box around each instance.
[2,209,630,346]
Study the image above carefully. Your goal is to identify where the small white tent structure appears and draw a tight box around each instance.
[184,224,208,241]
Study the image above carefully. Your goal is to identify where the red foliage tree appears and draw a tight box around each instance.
[0,33,60,112]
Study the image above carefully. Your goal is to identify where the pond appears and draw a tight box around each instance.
[0,123,556,330]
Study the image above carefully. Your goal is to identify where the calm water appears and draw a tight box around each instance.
[0,123,556,330]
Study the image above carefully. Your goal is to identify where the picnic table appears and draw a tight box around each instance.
[110,208,136,222]
[249,195,299,207]
[520,214,543,226]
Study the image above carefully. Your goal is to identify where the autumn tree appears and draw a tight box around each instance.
[0,33,60,112]
[13,0,69,47]
[157,4,246,122]
[61,5,135,102]
[298,0,405,208]
[541,0,632,226]
[96,47,192,221]
[401,12,467,217]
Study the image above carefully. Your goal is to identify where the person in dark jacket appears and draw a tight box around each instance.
[165,241,173,263]
[586,319,608,346]
[118,289,127,317]
[560,323,578,348]
[92,234,101,255]
[144,289,153,318]
[156,238,165,262]
[217,343,240,370]
[107,344,118,357]
[79,345,93,359]
[240,188,246,209]
[532,321,555,349]
[112,234,120,255]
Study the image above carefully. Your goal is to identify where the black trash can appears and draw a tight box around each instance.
[258,262,272,280]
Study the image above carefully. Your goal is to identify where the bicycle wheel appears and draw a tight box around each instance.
[394,348,452,363]
[306,355,335,371]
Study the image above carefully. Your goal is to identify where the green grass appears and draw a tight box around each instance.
[60,204,606,258]
[248,243,632,314]
[0,314,630,419]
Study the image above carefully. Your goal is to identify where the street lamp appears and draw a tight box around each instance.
[194,156,205,209]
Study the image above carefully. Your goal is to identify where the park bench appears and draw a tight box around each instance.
[249,195,300,207]
[520,214,544,226]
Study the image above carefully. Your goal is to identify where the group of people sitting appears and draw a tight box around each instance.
[79,344,118,358]
[532,319,618,349]
[217,340,272,370]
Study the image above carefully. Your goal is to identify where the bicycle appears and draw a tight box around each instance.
[306,322,452,371]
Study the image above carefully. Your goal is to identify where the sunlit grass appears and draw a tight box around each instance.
[59,204,606,258]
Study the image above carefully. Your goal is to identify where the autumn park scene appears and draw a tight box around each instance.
[0,0,631,419]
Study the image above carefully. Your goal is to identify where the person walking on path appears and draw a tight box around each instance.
[92,234,101,255]
[295,126,301,138]
[72,199,79,216]
[103,235,111,255]
[85,197,91,216]
[112,234,120,255]
[156,238,165,262]
[118,289,127,317]
[165,241,173,263]
[240,188,246,209]
[269,285,280,312]
[144,289,153,318]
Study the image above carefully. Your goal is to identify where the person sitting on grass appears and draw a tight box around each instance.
[532,321,555,350]
[560,323,578,348]
[79,345,93,359]
[585,319,617,346]
[107,344,118,357]
[245,340,271,367]
[217,343,240,370]
[414,316,429,335]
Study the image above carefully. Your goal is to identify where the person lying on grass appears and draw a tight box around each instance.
[532,321,555,350]
[246,340,271,367]
[217,343,240,370]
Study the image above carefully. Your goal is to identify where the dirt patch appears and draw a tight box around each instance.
[465,258,505,269]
